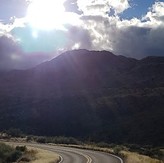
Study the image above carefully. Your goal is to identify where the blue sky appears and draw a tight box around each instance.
[0,0,27,23]
[121,0,156,19]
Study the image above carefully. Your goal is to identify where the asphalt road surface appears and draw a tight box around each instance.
[8,142,123,163]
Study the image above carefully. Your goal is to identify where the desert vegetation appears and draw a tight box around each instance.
[0,142,60,163]
[0,143,26,163]
[0,133,164,163]
[1,131,164,161]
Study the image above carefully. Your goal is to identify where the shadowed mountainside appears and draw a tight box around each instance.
[0,49,164,145]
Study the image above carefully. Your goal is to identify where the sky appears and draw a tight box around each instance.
[0,0,164,69]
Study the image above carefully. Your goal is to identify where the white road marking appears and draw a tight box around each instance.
[59,155,64,163]
[59,148,93,163]
[106,153,123,163]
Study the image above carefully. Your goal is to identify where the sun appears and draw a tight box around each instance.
[26,0,66,30]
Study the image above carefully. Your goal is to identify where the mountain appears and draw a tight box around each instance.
[0,49,164,145]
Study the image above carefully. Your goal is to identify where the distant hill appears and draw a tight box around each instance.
[0,49,164,145]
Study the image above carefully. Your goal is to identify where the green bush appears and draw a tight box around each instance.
[113,146,122,155]
[0,143,23,163]
[125,144,163,160]
[0,143,13,159]
[26,136,33,142]
[36,137,46,143]
[15,146,27,152]
[97,142,111,148]
[34,136,81,145]
[6,150,22,162]
[5,128,23,137]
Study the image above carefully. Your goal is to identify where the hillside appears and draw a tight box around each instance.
[0,49,164,145]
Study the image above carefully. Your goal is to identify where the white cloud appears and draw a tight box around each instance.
[77,0,130,16]
[0,0,164,70]
[79,1,164,58]
[144,1,164,22]
[0,23,10,35]
[107,0,130,14]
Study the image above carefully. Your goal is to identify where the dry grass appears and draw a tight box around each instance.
[122,151,164,163]
[1,142,60,163]
[32,148,59,163]
[20,147,60,163]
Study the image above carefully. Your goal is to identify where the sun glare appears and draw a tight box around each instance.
[27,0,66,30]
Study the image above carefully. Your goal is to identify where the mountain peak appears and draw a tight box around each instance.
[33,49,137,75]
[0,50,164,145]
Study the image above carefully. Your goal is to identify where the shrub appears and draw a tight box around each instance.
[34,136,81,145]
[0,143,13,159]
[113,146,122,155]
[36,137,46,143]
[6,150,22,162]
[15,146,27,152]
[0,143,22,163]
[5,128,23,137]
[97,142,110,148]
[26,136,33,142]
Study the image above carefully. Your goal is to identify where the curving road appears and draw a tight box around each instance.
[7,142,123,163]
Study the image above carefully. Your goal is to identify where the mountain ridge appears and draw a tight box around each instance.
[0,49,164,145]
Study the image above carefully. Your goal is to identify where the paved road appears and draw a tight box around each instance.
[8,142,123,163]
